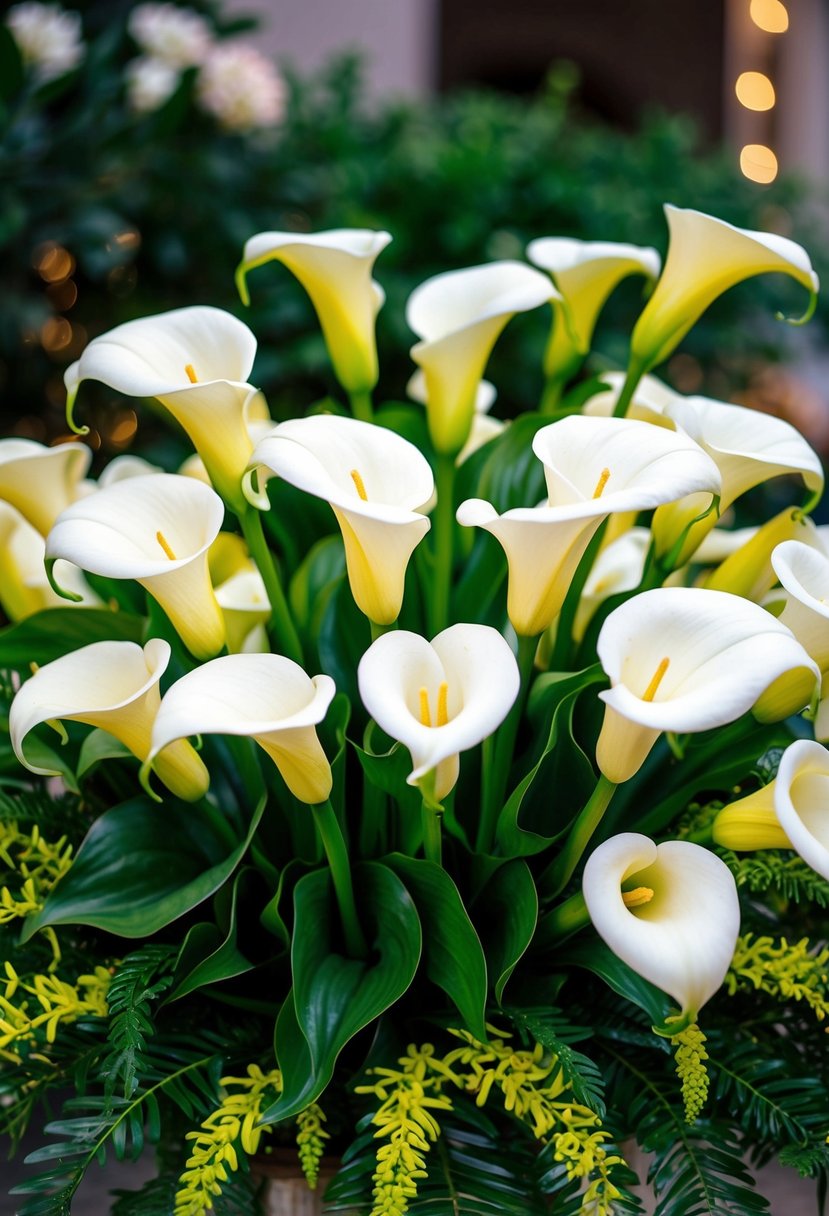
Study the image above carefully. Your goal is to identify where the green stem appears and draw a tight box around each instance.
[476,633,537,854]
[312,800,369,959]
[349,388,374,423]
[240,507,304,665]
[541,774,617,898]
[535,890,590,947]
[370,619,398,642]
[421,799,443,866]
[550,521,607,672]
[431,453,456,635]
[611,357,646,419]
[540,374,565,414]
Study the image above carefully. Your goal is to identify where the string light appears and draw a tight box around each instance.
[735,71,775,111]
[736,1,787,184]
[740,144,779,184]
[749,0,788,34]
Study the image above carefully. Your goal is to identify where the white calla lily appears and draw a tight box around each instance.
[771,740,829,880]
[651,393,824,564]
[236,228,391,395]
[573,527,651,642]
[773,540,829,669]
[0,438,91,536]
[583,832,740,1018]
[584,370,679,426]
[595,587,819,783]
[249,415,433,625]
[64,306,266,510]
[9,639,208,801]
[97,455,164,486]
[146,653,336,805]
[457,415,720,637]
[216,568,271,653]
[407,261,556,454]
[408,371,504,465]
[45,474,226,659]
[630,205,819,373]
[0,502,97,620]
[358,624,520,802]
[527,238,660,388]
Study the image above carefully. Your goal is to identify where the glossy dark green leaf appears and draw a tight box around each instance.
[475,859,537,1004]
[316,578,370,707]
[0,608,144,667]
[22,795,265,940]
[385,853,488,1040]
[475,413,550,512]
[289,535,346,634]
[557,940,671,1025]
[263,861,421,1121]
[76,728,133,777]
[167,868,256,1001]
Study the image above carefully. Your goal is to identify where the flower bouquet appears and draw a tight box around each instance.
[2,206,829,1216]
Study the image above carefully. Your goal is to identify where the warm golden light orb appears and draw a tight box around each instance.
[740,144,779,183]
[735,71,776,111]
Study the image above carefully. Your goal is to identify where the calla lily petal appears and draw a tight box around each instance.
[773,539,829,669]
[237,228,391,394]
[250,416,433,625]
[596,587,819,782]
[772,740,829,881]
[147,654,336,804]
[9,638,208,801]
[357,624,520,801]
[582,832,741,1017]
[584,370,679,426]
[216,568,271,653]
[45,474,226,659]
[631,205,819,372]
[0,502,97,620]
[0,438,91,536]
[407,261,556,454]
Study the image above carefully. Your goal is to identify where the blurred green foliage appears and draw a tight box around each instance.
[1,2,826,457]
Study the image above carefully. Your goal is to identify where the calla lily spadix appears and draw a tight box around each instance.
[457,415,721,637]
[651,393,824,565]
[45,473,227,660]
[582,832,740,1019]
[526,238,660,386]
[145,653,336,805]
[9,639,209,802]
[407,260,557,455]
[64,306,266,511]
[595,586,819,784]
[630,205,819,374]
[0,502,97,621]
[0,438,91,536]
[236,228,391,395]
[248,415,433,626]
[358,624,520,802]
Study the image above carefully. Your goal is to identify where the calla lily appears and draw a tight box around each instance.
[630,205,819,373]
[573,527,650,642]
[146,654,336,805]
[407,261,556,454]
[703,508,815,601]
[584,370,678,427]
[215,568,271,653]
[582,832,740,1018]
[97,455,164,487]
[595,587,819,783]
[357,624,520,802]
[248,416,433,626]
[0,438,91,536]
[526,238,660,386]
[651,393,824,564]
[64,306,267,510]
[768,540,829,738]
[0,502,97,620]
[45,474,226,660]
[236,228,391,395]
[457,415,720,637]
[9,639,209,802]
[407,371,505,465]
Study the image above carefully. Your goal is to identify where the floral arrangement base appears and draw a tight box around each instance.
[252,1153,350,1216]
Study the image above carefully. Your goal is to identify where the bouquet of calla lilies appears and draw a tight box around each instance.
[3,205,829,1216]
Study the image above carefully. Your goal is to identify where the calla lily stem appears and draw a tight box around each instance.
[541,773,617,898]
[431,453,456,634]
[349,389,374,423]
[537,890,590,945]
[611,358,646,419]
[240,508,304,666]
[312,800,369,960]
[421,801,443,866]
[477,632,537,853]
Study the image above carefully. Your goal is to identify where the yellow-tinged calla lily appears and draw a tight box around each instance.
[248,416,433,626]
[236,228,391,394]
[768,539,829,738]
[651,393,824,565]
[9,639,209,802]
[703,508,816,601]
[407,371,505,465]
[45,474,226,660]
[582,832,740,1018]
[215,568,271,653]
[0,438,91,536]
[146,654,336,805]
[357,624,520,802]
[457,415,720,637]
[526,238,660,384]
[630,205,819,373]
[0,502,98,621]
[64,306,266,510]
[595,587,819,783]
[407,261,556,455]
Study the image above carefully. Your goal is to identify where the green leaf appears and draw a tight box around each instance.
[0,26,24,100]
[475,413,550,511]
[167,868,256,1001]
[289,535,346,633]
[475,859,537,1003]
[0,609,145,668]
[76,729,133,778]
[264,861,421,1121]
[16,732,80,795]
[385,854,488,1040]
[558,940,671,1026]
[22,795,265,940]
[316,578,370,707]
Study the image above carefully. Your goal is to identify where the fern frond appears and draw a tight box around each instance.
[719,849,829,908]
[101,945,177,1101]
[506,1006,606,1117]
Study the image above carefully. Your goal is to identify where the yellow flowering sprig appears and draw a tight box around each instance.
[296,1102,330,1189]
[671,1023,709,1123]
[174,1064,282,1216]
[0,961,111,1063]
[725,933,829,1025]
[0,820,74,966]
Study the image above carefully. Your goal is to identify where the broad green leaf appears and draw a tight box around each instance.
[289,535,346,634]
[167,869,256,1001]
[385,854,488,1040]
[475,859,537,1004]
[263,861,421,1121]
[0,608,144,667]
[316,578,370,707]
[259,858,313,947]
[76,729,133,778]
[15,732,79,795]
[475,412,549,512]
[22,794,265,940]
[558,940,671,1026]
